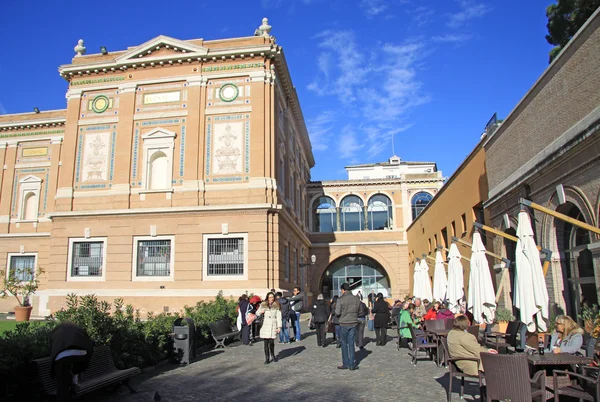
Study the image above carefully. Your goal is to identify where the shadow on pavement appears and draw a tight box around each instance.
[278,346,306,359]
[434,372,481,401]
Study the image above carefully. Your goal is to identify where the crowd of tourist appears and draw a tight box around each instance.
[235,284,592,372]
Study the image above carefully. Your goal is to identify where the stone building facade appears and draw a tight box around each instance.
[484,9,600,318]
[0,20,443,316]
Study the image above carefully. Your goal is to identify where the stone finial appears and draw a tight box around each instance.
[255,17,272,38]
[74,39,86,57]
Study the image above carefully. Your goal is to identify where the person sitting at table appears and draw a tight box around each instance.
[447,315,497,376]
[547,315,584,354]
[423,301,441,321]
[398,303,419,348]
[436,303,455,320]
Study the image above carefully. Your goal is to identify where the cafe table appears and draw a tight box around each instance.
[527,353,593,390]
[527,353,593,367]
[425,328,450,366]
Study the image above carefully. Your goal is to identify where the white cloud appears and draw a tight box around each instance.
[309,30,428,160]
[338,125,363,159]
[360,0,387,17]
[306,111,336,151]
[413,6,435,27]
[447,0,491,28]
[431,33,472,44]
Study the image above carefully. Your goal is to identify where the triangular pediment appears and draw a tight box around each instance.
[142,127,177,140]
[116,35,208,62]
[19,175,43,184]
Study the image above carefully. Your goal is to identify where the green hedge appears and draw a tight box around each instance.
[0,292,238,401]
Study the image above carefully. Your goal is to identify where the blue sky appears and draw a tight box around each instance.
[0,0,553,181]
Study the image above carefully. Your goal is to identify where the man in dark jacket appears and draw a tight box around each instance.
[50,322,94,402]
[311,294,330,347]
[288,286,304,341]
[276,292,291,343]
[335,283,361,370]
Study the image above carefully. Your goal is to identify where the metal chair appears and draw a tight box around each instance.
[483,320,521,351]
[440,337,483,402]
[467,325,479,341]
[409,325,436,366]
[552,366,599,401]
[424,319,446,331]
[479,353,553,401]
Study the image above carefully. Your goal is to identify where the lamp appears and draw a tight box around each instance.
[33,107,40,114]
[100,46,108,55]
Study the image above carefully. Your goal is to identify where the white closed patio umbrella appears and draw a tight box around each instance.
[467,232,496,324]
[433,250,448,303]
[447,243,464,314]
[418,258,433,302]
[515,210,549,332]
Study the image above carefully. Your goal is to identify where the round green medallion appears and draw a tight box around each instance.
[91,95,110,113]
[219,83,239,102]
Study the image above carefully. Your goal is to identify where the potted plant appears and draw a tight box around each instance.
[0,265,44,322]
[495,307,514,333]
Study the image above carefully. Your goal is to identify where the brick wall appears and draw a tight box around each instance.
[485,11,600,192]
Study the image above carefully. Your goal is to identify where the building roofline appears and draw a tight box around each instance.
[406,137,485,232]
[345,161,437,169]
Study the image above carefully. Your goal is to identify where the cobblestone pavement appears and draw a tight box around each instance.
[92,322,480,402]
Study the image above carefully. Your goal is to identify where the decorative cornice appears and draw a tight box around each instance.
[58,42,274,82]
[0,118,66,132]
[47,203,281,219]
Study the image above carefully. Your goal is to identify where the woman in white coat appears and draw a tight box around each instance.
[256,292,282,364]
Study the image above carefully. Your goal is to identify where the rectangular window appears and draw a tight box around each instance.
[473,204,486,245]
[451,221,456,237]
[136,240,171,277]
[434,234,438,248]
[207,237,244,276]
[71,242,104,276]
[441,228,449,248]
[461,213,467,234]
[285,244,290,281]
[294,249,299,285]
[68,238,107,282]
[8,255,35,281]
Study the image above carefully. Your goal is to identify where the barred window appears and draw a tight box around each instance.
[72,242,104,276]
[9,256,35,281]
[207,238,244,276]
[137,240,171,277]
[284,244,290,281]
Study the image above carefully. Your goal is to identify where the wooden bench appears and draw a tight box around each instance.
[33,345,140,398]
[209,318,240,349]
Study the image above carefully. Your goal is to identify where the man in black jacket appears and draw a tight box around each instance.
[50,322,94,401]
[276,292,291,343]
[356,300,369,350]
[311,294,330,347]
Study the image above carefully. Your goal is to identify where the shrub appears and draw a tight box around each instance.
[0,321,57,400]
[182,291,238,343]
[0,292,237,400]
[495,307,514,323]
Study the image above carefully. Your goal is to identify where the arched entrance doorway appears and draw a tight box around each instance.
[320,255,390,300]
[554,202,596,318]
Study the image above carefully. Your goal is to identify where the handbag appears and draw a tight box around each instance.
[327,320,335,333]
[309,316,315,330]
[246,312,256,325]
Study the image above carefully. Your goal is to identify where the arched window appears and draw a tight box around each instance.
[411,192,433,220]
[149,151,168,190]
[312,196,336,232]
[341,195,364,231]
[368,194,392,230]
[22,192,38,220]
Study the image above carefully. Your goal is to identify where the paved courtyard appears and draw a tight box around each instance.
[93,322,480,402]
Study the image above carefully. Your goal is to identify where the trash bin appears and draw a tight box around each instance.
[172,317,195,364]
